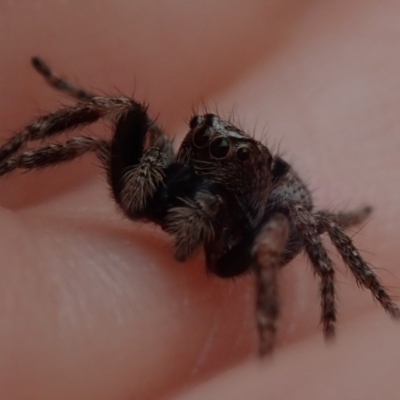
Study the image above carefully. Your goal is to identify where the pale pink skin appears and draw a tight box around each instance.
[1,1,400,399]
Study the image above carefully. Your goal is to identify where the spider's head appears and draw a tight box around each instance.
[177,114,273,224]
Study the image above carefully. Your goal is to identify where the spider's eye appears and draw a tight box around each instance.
[209,137,230,158]
[236,146,250,161]
[192,126,212,148]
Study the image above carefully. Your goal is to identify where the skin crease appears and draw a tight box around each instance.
[1,1,400,399]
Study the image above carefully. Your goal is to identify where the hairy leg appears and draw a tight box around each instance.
[0,96,139,163]
[289,204,336,338]
[252,213,289,357]
[0,136,110,176]
[119,147,169,215]
[316,213,400,318]
[107,105,173,219]
[31,56,95,101]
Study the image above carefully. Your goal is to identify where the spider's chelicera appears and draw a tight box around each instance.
[1,57,398,356]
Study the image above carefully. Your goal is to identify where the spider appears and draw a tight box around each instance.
[0,57,398,357]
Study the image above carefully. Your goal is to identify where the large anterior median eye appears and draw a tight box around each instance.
[209,137,230,158]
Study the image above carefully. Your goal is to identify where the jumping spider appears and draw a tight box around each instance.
[0,57,398,357]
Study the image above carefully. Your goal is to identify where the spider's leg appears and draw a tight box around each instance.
[117,147,169,216]
[31,57,95,101]
[0,136,110,176]
[31,57,173,157]
[0,96,138,163]
[109,105,173,219]
[289,204,336,339]
[252,213,289,357]
[316,213,400,318]
[317,205,373,232]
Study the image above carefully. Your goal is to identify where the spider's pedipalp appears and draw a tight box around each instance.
[31,56,95,101]
[289,204,337,339]
[166,190,223,261]
[317,214,400,319]
[0,136,110,176]
[253,212,289,357]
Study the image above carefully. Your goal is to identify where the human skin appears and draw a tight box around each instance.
[1,1,400,399]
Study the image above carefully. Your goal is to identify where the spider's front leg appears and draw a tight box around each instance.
[108,104,174,220]
[0,97,171,181]
[252,213,290,356]
[0,57,173,166]
[0,136,110,176]
[31,56,95,101]
[200,207,290,356]
[0,96,140,164]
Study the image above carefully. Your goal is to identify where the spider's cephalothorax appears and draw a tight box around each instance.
[1,57,398,357]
